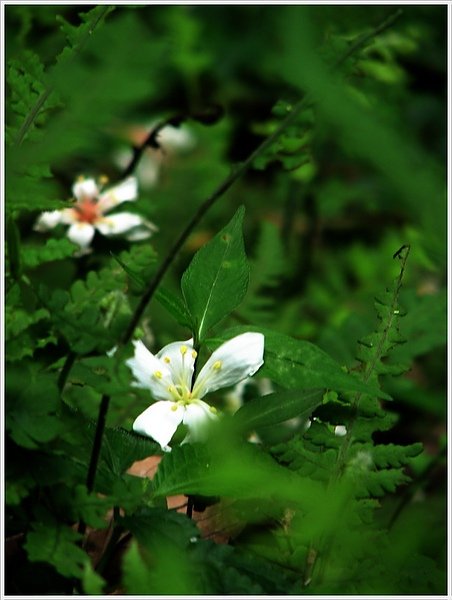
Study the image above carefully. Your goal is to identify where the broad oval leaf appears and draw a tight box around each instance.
[181,206,249,343]
[233,388,323,432]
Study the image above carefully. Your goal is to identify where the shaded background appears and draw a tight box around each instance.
[6,4,447,595]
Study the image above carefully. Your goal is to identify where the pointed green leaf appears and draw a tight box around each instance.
[181,206,249,342]
[234,388,323,432]
[155,287,193,329]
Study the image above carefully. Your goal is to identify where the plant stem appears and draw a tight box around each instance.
[57,351,76,392]
[120,97,307,346]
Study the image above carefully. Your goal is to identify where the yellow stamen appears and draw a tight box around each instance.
[167,385,175,393]
[170,404,178,412]
[180,345,188,355]
[163,356,171,363]
[77,175,85,182]
[153,370,163,379]
[99,174,109,185]
[213,360,222,370]
[209,406,218,414]
[191,350,197,359]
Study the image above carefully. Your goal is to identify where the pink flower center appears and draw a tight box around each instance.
[73,198,101,224]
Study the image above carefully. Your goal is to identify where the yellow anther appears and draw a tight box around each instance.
[153,370,163,379]
[99,174,109,185]
[191,350,198,359]
[213,360,222,370]
[77,175,85,182]
[209,406,218,414]
[180,345,188,355]
[167,385,175,393]
[170,404,178,412]
[163,356,171,364]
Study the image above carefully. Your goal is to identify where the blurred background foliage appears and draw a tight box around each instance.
[5,3,446,595]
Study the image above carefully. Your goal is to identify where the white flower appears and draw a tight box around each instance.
[114,121,196,189]
[126,332,265,450]
[334,425,347,437]
[34,175,157,252]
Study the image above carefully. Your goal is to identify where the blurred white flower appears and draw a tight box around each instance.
[114,122,196,189]
[334,425,347,437]
[34,175,156,253]
[127,332,265,451]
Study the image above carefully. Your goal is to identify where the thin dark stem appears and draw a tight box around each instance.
[121,97,307,345]
[119,115,186,181]
[333,8,403,70]
[57,351,76,392]
[186,496,194,519]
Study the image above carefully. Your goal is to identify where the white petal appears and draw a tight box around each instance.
[124,226,153,241]
[124,218,158,241]
[67,222,95,249]
[98,176,138,212]
[34,210,64,231]
[59,208,79,225]
[193,333,265,398]
[72,178,99,201]
[182,400,218,443]
[136,156,160,188]
[157,124,196,153]
[126,340,174,401]
[133,401,184,449]
[156,339,195,391]
[95,213,143,236]
[335,425,347,437]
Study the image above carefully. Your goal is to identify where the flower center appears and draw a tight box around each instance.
[166,383,194,405]
[73,198,101,224]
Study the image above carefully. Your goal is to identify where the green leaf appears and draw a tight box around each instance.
[121,507,199,549]
[181,206,250,342]
[121,510,200,594]
[100,427,161,476]
[6,366,62,448]
[155,286,193,329]
[239,221,288,325]
[234,388,322,432]
[24,509,87,578]
[22,238,77,269]
[152,442,322,511]
[210,326,390,399]
[6,216,22,280]
[122,540,155,594]
[82,561,105,595]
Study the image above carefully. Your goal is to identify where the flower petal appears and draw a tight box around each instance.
[157,124,196,153]
[95,212,144,236]
[72,178,99,201]
[182,400,218,443]
[67,222,95,249]
[133,401,184,449]
[124,218,158,241]
[126,340,174,401]
[34,210,64,231]
[193,332,265,398]
[156,339,195,391]
[98,176,138,212]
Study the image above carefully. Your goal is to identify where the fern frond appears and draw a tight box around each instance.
[239,221,288,324]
